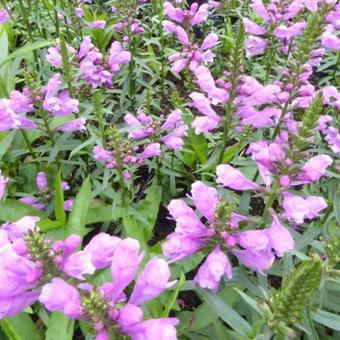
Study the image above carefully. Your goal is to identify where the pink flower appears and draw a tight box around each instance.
[90,20,106,29]
[3,216,39,241]
[321,30,340,51]
[0,99,20,132]
[161,125,187,150]
[139,143,161,159]
[0,8,9,24]
[36,172,48,191]
[93,146,113,163]
[298,155,333,182]
[194,66,228,104]
[83,233,121,269]
[242,84,280,106]
[304,0,318,12]
[125,318,179,340]
[108,41,131,73]
[189,92,220,134]
[274,22,306,39]
[194,246,232,291]
[61,251,96,280]
[124,113,153,139]
[10,91,33,113]
[266,214,295,257]
[283,192,327,224]
[64,199,74,211]
[237,229,270,252]
[111,238,144,301]
[190,181,219,222]
[243,18,266,35]
[162,233,203,262]
[245,36,267,57]
[58,117,86,132]
[168,199,206,237]
[118,304,144,328]
[0,291,39,319]
[0,244,41,297]
[39,278,82,319]
[163,2,184,23]
[75,7,84,18]
[0,171,8,201]
[216,164,259,191]
[19,197,45,211]
[232,249,274,274]
[250,0,270,22]
[46,46,63,67]
[129,258,176,305]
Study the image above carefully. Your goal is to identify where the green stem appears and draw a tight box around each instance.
[20,129,36,159]
[52,0,60,38]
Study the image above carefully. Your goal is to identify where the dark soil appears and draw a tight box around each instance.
[148,205,175,245]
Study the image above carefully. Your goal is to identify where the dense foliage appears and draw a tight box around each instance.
[0,0,339,339]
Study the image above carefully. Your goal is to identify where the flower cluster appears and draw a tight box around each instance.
[0,217,179,339]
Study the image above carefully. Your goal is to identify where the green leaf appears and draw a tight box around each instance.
[123,181,162,245]
[0,40,52,69]
[162,272,186,317]
[222,143,240,163]
[0,131,17,160]
[0,313,42,340]
[312,310,340,331]
[0,199,45,222]
[45,313,74,340]
[85,205,114,224]
[136,181,162,242]
[54,171,66,226]
[122,214,146,247]
[234,288,263,315]
[189,130,208,164]
[197,287,252,337]
[66,177,91,239]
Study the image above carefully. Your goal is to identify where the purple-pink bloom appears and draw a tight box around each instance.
[39,278,82,319]
[139,143,161,160]
[321,30,340,51]
[36,172,48,191]
[129,258,176,305]
[0,291,39,319]
[216,164,259,191]
[189,92,220,134]
[108,41,131,73]
[243,18,266,35]
[283,192,327,224]
[232,248,274,274]
[0,171,8,201]
[0,8,9,24]
[57,117,86,133]
[10,90,34,113]
[190,181,218,222]
[2,216,39,241]
[93,146,113,163]
[250,0,270,22]
[298,155,333,182]
[61,250,96,280]
[266,214,295,257]
[90,20,106,29]
[0,99,21,132]
[19,197,45,211]
[83,233,121,269]
[162,233,203,262]
[245,36,267,57]
[125,318,179,340]
[194,246,232,291]
[111,238,144,301]
[118,304,144,328]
